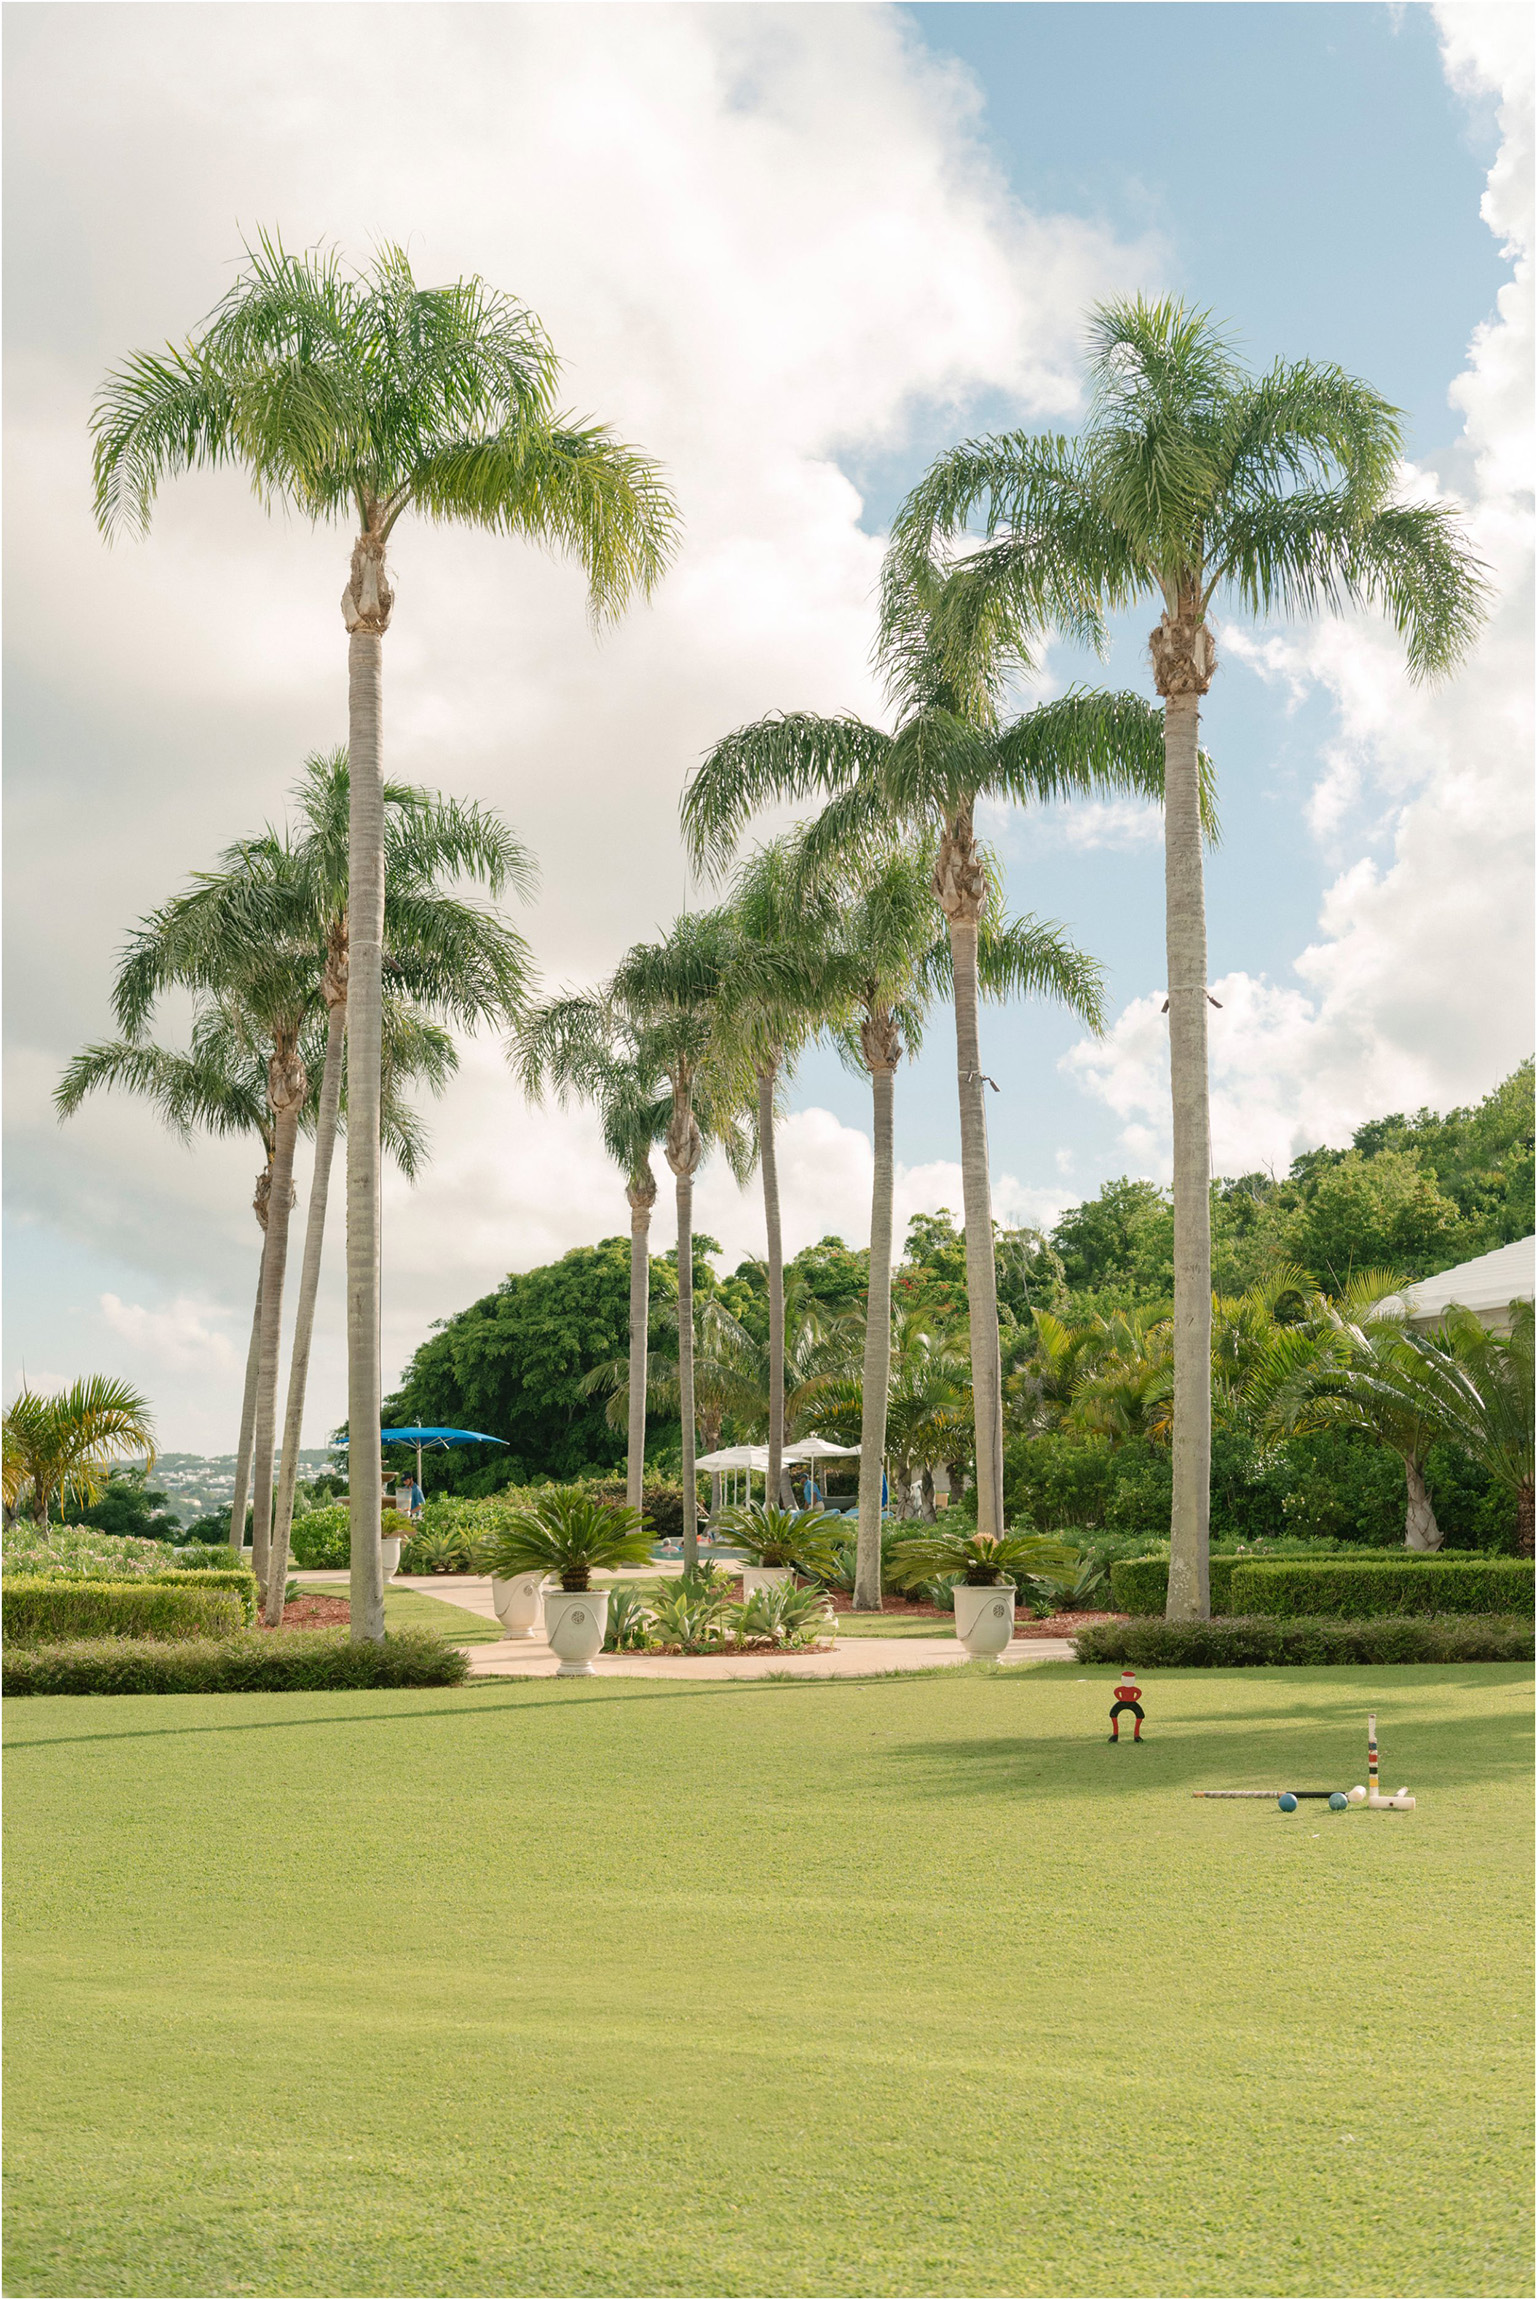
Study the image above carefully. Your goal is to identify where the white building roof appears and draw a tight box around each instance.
[1385,1235,1535,1330]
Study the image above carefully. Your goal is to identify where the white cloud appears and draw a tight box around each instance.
[4,6,1158,1445]
[99,1294,238,1375]
[1065,7,1534,1177]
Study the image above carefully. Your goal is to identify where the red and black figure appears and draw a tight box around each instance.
[1108,1668,1145,1742]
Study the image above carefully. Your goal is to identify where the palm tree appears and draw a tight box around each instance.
[92,234,677,1638]
[799,836,1104,1607]
[516,998,672,1514]
[605,913,752,1566]
[1420,1304,1534,1557]
[58,986,452,1600]
[681,560,1155,1552]
[55,995,287,1550]
[262,751,533,1599]
[1248,1274,1448,1548]
[2,1377,156,1528]
[887,294,1491,1617]
[721,841,853,1507]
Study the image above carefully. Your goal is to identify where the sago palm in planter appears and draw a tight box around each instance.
[484,1491,654,1676]
[721,1502,844,1599]
[891,1529,1081,1657]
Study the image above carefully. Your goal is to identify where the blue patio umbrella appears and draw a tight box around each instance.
[341,1422,508,1494]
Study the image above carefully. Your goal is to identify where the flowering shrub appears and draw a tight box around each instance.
[1,1525,180,1579]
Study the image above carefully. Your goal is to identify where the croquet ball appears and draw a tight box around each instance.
[1347,1786,1367,1803]
[1277,1792,1298,1812]
[1329,1792,1349,1811]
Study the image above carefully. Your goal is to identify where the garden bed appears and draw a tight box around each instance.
[262,1594,350,1631]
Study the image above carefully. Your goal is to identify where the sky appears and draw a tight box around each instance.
[3,1,1532,1452]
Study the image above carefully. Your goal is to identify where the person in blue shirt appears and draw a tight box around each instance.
[399,1476,425,1521]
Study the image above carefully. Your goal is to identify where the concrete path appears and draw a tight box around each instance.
[295,1572,1079,1680]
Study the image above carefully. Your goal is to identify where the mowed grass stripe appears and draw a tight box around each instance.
[5,1665,1531,2297]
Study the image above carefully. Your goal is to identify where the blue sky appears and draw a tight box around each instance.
[789,0,1517,1198]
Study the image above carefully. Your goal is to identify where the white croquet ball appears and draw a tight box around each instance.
[1347,1786,1367,1804]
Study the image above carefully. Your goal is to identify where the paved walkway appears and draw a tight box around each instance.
[296,1572,1078,1679]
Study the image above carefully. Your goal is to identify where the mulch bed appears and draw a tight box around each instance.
[1013,1610,1128,1639]
[258,1595,350,1632]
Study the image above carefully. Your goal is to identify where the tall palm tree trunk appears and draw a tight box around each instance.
[854,1053,897,1610]
[1403,1454,1442,1550]
[1156,616,1214,1621]
[675,1169,698,1569]
[228,1231,266,1553]
[265,1001,346,1622]
[947,914,1005,1539]
[625,1169,656,1513]
[345,586,389,1646]
[249,1090,303,1602]
[758,1062,788,1507]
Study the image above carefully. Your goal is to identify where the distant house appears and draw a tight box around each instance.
[1377,1236,1535,1334]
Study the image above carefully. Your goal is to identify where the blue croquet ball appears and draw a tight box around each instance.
[1329,1792,1349,1811]
[1277,1792,1298,1813]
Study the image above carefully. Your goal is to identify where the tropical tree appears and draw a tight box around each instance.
[515,1000,673,1513]
[55,994,290,1552]
[2,1377,156,1527]
[92,234,677,1639]
[605,912,752,1565]
[1420,1304,1535,1556]
[798,836,1103,1606]
[257,751,533,1599]
[1248,1274,1449,1548]
[887,294,1490,1616]
[720,841,851,1507]
[682,559,1155,1556]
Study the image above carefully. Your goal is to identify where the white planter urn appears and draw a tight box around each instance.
[953,1583,1016,1658]
[491,1572,546,1641]
[739,1564,793,1601]
[380,1534,403,1583]
[543,1588,610,1677]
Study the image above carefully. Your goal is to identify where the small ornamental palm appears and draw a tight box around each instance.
[721,1502,845,1573]
[483,1489,654,1593]
[890,1527,1081,1590]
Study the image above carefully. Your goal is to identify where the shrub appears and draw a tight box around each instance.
[602,1584,655,1652]
[483,1489,653,1592]
[2,1628,469,1696]
[720,1503,844,1574]
[1111,1555,1243,1615]
[288,1503,351,1570]
[1231,1557,1534,1620]
[167,1544,244,1574]
[2,1578,244,1646]
[1071,1614,1533,1668]
[890,1528,1080,1590]
[147,1568,258,1625]
[1,1526,179,1579]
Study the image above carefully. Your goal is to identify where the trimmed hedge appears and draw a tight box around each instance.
[1110,1555,1242,1615]
[2,1578,243,1647]
[2,1628,470,1696]
[148,1568,257,1624]
[1231,1558,1535,1619]
[1071,1614,1534,1668]
[289,1503,351,1570]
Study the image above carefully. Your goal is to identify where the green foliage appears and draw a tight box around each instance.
[1,1628,468,1697]
[2,1578,244,1646]
[889,1527,1080,1589]
[806,1528,904,1601]
[58,1467,182,1542]
[1231,1557,1534,1620]
[720,1503,844,1573]
[601,1585,655,1652]
[644,1571,735,1653]
[1111,1555,1245,1616]
[735,1581,835,1648]
[1281,1149,1463,1287]
[1071,1614,1532,1668]
[482,1488,654,1592]
[381,1239,644,1487]
[149,1567,258,1624]
[2,1524,180,1579]
[289,1503,352,1569]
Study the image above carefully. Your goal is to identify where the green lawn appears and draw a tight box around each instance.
[5,1664,1531,2298]
[294,1581,505,1644]
[833,1610,955,1637]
